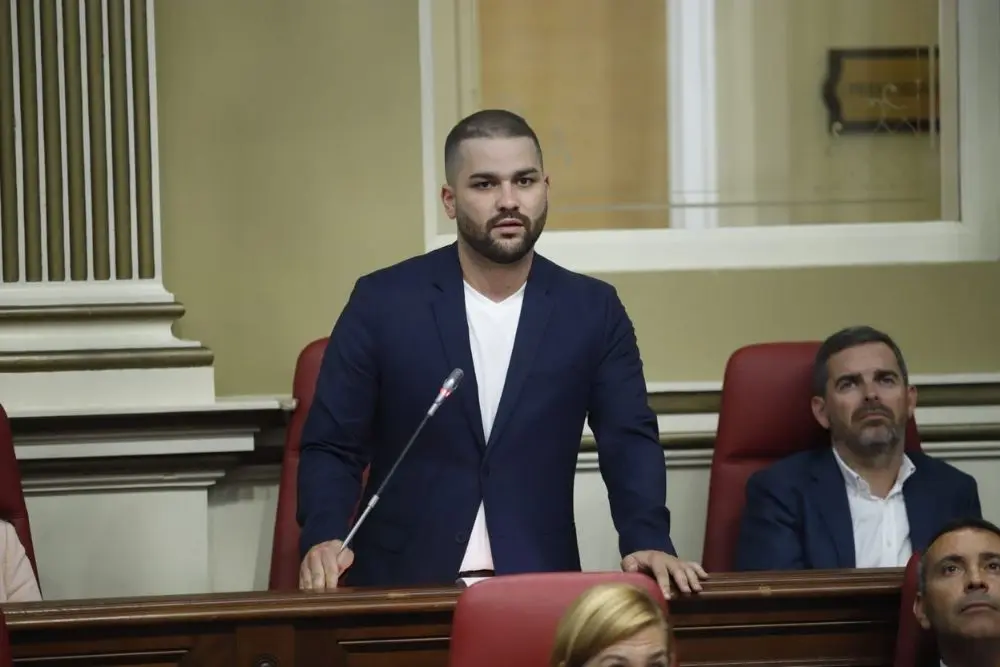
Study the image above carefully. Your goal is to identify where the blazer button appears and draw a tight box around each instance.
[455,531,468,544]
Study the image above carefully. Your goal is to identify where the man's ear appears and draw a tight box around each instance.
[811,396,830,429]
[906,384,918,419]
[914,592,932,630]
[441,185,457,219]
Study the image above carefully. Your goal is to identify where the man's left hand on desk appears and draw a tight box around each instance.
[622,550,708,599]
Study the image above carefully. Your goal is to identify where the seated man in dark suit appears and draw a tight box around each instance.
[735,326,982,571]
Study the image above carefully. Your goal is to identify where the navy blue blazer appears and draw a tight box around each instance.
[735,447,982,571]
[297,243,675,587]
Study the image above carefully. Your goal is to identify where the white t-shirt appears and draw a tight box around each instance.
[457,280,525,572]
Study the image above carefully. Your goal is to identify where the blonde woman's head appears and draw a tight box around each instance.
[550,582,671,667]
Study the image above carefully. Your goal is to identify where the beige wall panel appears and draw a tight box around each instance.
[614,262,1000,381]
[156,0,424,395]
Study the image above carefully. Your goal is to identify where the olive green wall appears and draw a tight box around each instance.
[155,1,1000,396]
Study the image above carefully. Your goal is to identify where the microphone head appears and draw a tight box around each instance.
[443,368,464,392]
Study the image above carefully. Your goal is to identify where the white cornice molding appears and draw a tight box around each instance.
[22,470,227,494]
[922,441,1000,460]
[645,372,1000,394]
[1,367,217,414]
[5,394,288,419]
[8,381,1000,464]
[11,370,995,420]
[214,463,283,486]
[576,448,744,472]
[26,441,995,485]
[577,439,1000,473]
[14,429,259,460]
[582,405,1000,442]
[0,281,176,308]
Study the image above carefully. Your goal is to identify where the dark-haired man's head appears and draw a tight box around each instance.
[810,326,915,461]
[440,109,548,265]
[915,518,1000,647]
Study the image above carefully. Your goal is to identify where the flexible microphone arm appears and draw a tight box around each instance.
[340,368,465,553]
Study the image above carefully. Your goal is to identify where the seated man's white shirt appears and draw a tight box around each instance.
[459,281,524,573]
[832,447,916,568]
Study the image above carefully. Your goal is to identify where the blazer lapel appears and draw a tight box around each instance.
[811,448,857,568]
[483,257,554,456]
[430,246,486,449]
[902,457,935,552]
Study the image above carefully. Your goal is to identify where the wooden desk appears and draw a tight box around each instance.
[4,569,904,666]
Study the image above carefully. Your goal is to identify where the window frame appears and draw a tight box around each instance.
[419,0,1000,272]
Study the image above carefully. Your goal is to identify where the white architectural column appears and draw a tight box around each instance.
[0,0,212,412]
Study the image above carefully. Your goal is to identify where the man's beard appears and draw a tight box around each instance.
[833,405,905,457]
[456,203,547,265]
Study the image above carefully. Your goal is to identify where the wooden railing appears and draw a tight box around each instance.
[3,568,906,666]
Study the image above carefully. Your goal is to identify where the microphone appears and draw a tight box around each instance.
[428,368,464,417]
[340,368,465,553]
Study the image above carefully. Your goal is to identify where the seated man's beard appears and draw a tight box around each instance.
[847,421,903,456]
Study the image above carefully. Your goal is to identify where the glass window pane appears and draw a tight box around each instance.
[477,0,668,231]
[473,0,958,231]
[712,0,953,227]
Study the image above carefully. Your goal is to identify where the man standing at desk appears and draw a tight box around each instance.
[297,109,705,597]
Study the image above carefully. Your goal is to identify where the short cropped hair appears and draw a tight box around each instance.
[443,109,543,184]
[812,326,909,397]
[918,517,1000,594]
[550,583,669,667]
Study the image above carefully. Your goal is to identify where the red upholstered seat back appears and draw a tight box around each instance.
[701,341,921,572]
[448,572,676,667]
[269,337,370,590]
[269,338,324,590]
[0,404,38,581]
[894,551,938,667]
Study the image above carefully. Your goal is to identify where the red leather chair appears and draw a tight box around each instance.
[268,337,370,590]
[269,338,329,590]
[448,572,676,667]
[701,341,922,572]
[0,607,11,667]
[0,403,38,583]
[894,551,937,667]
